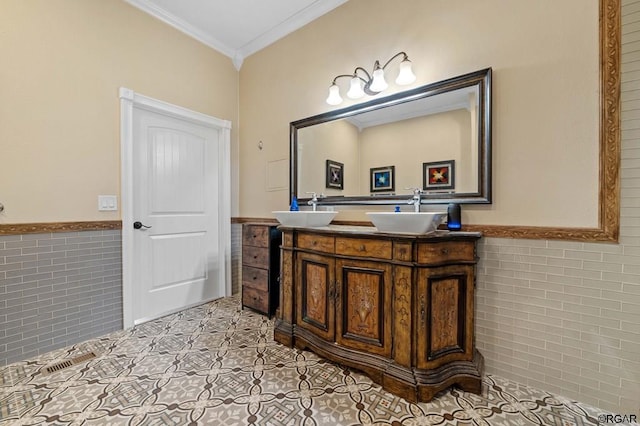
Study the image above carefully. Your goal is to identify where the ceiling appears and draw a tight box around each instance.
[346,87,477,131]
[124,0,348,69]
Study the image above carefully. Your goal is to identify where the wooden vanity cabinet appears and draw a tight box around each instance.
[275,226,483,403]
[241,223,281,317]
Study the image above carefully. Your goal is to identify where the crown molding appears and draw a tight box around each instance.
[236,0,348,60]
[124,0,236,59]
[124,0,347,70]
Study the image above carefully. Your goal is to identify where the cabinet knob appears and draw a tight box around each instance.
[441,248,449,255]
[359,245,366,252]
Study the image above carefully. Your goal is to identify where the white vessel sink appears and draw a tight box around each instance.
[366,212,446,234]
[273,211,337,227]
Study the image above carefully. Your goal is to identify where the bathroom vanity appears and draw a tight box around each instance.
[274,225,483,402]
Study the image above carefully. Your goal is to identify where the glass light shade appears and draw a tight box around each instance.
[326,84,343,105]
[347,77,365,99]
[369,68,388,92]
[395,59,416,85]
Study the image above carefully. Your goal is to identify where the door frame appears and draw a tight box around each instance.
[119,87,232,329]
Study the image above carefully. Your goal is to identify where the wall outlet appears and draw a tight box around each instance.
[98,195,118,211]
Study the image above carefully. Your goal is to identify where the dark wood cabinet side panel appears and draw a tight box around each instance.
[393,266,412,368]
[281,249,294,323]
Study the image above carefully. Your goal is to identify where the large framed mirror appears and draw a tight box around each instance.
[291,68,491,206]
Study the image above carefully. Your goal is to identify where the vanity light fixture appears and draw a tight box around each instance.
[326,51,416,105]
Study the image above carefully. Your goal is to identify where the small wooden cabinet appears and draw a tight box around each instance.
[275,226,483,402]
[242,223,281,317]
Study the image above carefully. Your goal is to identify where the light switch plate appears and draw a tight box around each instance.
[98,195,118,211]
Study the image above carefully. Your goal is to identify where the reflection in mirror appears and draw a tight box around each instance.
[291,68,491,206]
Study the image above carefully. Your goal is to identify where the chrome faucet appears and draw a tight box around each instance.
[407,188,424,212]
[306,192,325,211]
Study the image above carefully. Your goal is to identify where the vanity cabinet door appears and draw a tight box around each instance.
[416,265,475,369]
[334,258,392,357]
[296,252,335,342]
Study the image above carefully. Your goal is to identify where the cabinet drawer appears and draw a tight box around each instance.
[336,237,392,259]
[242,265,269,292]
[298,233,334,253]
[243,246,270,268]
[394,242,413,261]
[417,241,475,264]
[243,225,269,248]
[243,287,269,313]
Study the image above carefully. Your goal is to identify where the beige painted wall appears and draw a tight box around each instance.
[297,109,474,198]
[297,119,359,198]
[359,110,473,195]
[0,0,239,223]
[239,0,599,227]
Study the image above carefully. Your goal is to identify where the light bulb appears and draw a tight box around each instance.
[369,68,388,93]
[347,77,365,99]
[395,59,416,85]
[326,84,343,105]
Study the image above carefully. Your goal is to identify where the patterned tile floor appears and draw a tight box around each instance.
[0,296,610,425]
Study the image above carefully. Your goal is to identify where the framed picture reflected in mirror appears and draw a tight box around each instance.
[326,159,344,190]
[370,165,395,193]
[423,160,455,191]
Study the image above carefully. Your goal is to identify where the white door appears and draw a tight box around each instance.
[120,88,231,327]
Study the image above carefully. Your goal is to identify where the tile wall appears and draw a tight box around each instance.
[0,230,122,366]
[0,226,242,368]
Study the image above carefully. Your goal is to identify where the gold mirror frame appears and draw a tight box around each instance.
[467,0,620,242]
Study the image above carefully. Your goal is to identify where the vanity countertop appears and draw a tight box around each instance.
[276,224,481,240]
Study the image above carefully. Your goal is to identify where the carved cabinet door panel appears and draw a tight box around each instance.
[296,252,335,341]
[335,259,392,357]
[416,265,475,369]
